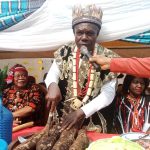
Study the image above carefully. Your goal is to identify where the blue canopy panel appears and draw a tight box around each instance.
[0,0,45,31]
[122,30,150,44]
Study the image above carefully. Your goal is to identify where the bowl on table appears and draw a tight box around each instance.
[120,132,150,141]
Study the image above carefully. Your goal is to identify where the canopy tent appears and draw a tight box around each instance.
[0,0,150,52]
[123,30,150,44]
[0,0,45,31]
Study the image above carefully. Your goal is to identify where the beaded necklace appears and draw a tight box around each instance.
[127,94,141,107]
[70,46,96,110]
[127,94,144,132]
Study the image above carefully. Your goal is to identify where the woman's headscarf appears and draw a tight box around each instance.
[6,64,28,84]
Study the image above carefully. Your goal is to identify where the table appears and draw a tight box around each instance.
[12,126,117,141]
[87,131,118,141]
[12,126,44,140]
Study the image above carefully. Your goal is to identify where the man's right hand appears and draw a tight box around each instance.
[45,82,62,112]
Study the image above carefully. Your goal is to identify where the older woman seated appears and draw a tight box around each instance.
[2,64,44,128]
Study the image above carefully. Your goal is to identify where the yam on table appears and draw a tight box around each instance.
[36,125,61,150]
[52,128,77,150]
[69,129,89,150]
[13,126,47,150]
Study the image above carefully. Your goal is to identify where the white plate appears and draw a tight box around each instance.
[120,132,150,140]
[86,136,145,150]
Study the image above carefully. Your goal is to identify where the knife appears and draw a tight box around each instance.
[47,112,54,135]
[18,136,27,143]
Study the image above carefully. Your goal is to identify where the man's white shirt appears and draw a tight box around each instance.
[45,59,117,118]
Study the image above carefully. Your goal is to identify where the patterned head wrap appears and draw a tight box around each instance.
[72,4,103,30]
[6,64,28,84]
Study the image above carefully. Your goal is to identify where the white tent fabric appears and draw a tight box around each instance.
[0,0,150,52]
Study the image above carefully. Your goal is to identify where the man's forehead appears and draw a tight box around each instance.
[74,23,99,31]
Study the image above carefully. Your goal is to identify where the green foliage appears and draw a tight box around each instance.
[0,66,8,96]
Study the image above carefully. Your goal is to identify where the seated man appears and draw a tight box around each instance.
[2,64,44,127]
[45,4,119,132]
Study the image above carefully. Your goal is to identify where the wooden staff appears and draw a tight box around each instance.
[13,121,34,132]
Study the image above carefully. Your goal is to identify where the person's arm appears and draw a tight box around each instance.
[90,56,150,77]
[110,57,150,77]
[13,106,34,118]
[81,78,117,118]
[45,60,62,112]
[45,60,60,88]
[61,79,117,130]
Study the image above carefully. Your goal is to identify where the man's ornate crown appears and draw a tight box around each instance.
[72,4,103,29]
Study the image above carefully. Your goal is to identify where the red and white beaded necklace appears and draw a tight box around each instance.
[70,46,96,110]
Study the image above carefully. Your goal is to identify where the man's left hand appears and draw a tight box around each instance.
[61,109,85,131]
